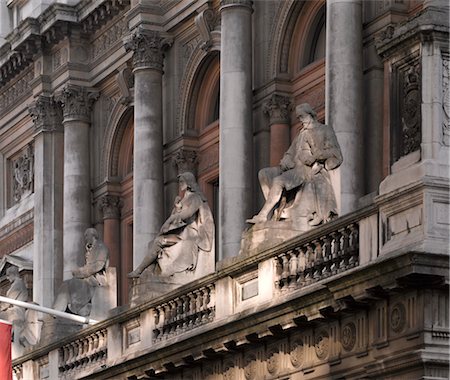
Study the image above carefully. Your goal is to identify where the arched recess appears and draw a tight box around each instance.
[100,104,134,305]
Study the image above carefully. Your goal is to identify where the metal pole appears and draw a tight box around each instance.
[0,296,98,325]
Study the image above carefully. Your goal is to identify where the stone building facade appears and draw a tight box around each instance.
[0,0,448,379]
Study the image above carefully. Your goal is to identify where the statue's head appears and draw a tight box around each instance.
[84,228,99,245]
[295,103,317,122]
[6,266,19,281]
[177,172,207,201]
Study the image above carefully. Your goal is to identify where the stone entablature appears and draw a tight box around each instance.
[0,210,33,256]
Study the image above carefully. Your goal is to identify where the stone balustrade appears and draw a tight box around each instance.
[12,205,382,379]
[275,222,359,291]
[153,284,215,341]
[58,329,107,378]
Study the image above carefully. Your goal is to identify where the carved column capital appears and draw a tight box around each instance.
[220,0,253,11]
[28,95,63,133]
[56,85,99,123]
[263,94,292,125]
[99,195,122,219]
[125,28,165,71]
[172,148,198,175]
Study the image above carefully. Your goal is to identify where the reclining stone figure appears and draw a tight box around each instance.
[52,228,109,317]
[247,103,343,227]
[128,171,214,278]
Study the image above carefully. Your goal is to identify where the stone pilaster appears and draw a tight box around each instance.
[326,0,363,214]
[263,94,291,167]
[28,95,63,307]
[125,28,165,268]
[57,85,98,280]
[219,0,253,259]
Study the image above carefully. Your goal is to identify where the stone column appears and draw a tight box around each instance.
[263,94,291,167]
[28,95,64,307]
[58,85,98,280]
[219,0,253,259]
[99,194,121,303]
[125,29,164,267]
[326,0,363,214]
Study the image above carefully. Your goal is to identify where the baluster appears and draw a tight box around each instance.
[163,303,171,337]
[321,235,332,277]
[349,223,359,267]
[82,338,89,366]
[180,295,190,331]
[296,247,306,286]
[341,228,350,270]
[312,240,323,281]
[280,252,290,289]
[330,231,340,274]
[187,293,196,328]
[207,284,215,320]
[288,249,298,290]
[304,244,314,284]
[194,289,202,325]
[274,257,283,289]
[200,288,208,322]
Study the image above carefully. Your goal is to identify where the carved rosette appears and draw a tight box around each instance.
[289,338,304,368]
[263,94,292,125]
[222,361,235,380]
[244,353,257,380]
[28,95,63,133]
[390,302,406,333]
[442,54,449,145]
[125,29,164,71]
[172,148,198,175]
[341,322,356,351]
[266,346,279,375]
[314,330,329,360]
[12,145,34,203]
[57,85,99,123]
[99,195,122,219]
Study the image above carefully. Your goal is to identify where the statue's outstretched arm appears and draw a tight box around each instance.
[73,259,106,278]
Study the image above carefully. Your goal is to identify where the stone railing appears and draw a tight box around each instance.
[12,205,380,379]
[58,329,107,379]
[275,222,359,291]
[153,284,215,341]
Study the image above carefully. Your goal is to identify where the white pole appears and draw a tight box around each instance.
[0,296,98,325]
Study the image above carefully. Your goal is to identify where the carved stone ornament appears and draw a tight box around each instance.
[442,54,449,145]
[314,330,329,360]
[28,95,63,133]
[223,361,235,380]
[244,353,257,380]
[263,94,292,125]
[266,346,279,375]
[401,62,421,156]
[195,7,217,51]
[289,338,304,368]
[341,322,356,351]
[390,302,406,333]
[124,28,164,71]
[57,85,99,122]
[12,145,34,204]
[99,195,122,219]
[172,148,198,174]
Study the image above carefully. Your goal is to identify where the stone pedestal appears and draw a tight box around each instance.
[219,0,254,260]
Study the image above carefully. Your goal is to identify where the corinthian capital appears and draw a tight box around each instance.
[263,94,292,125]
[125,28,164,71]
[99,195,122,219]
[28,95,63,133]
[57,85,99,122]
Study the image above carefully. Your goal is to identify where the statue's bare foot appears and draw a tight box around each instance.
[128,270,141,278]
[246,215,266,224]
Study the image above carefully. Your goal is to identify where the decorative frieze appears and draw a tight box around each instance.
[91,18,128,61]
[10,144,34,205]
[0,68,33,116]
[28,95,63,133]
[442,53,449,145]
[263,94,292,125]
[57,85,99,122]
[99,195,122,219]
[124,28,164,71]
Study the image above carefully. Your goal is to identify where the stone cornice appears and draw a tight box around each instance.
[56,85,99,123]
[28,95,63,133]
[124,28,164,71]
[263,94,292,125]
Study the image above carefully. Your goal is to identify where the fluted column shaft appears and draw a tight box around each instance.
[326,0,363,214]
[58,85,98,280]
[29,96,64,307]
[219,0,253,259]
[125,29,164,267]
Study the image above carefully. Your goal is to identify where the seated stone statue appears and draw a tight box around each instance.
[247,103,343,227]
[52,228,109,317]
[0,266,36,347]
[128,171,214,278]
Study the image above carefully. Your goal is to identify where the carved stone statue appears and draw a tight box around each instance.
[0,267,37,348]
[247,103,343,228]
[129,171,214,278]
[52,228,109,317]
